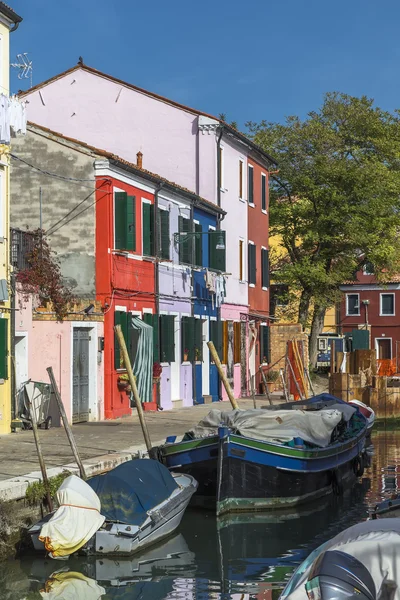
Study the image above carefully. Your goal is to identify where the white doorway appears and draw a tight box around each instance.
[15,333,28,391]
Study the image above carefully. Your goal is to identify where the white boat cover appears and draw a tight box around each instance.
[40,571,105,599]
[187,407,355,448]
[281,519,400,600]
[39,475,105,558]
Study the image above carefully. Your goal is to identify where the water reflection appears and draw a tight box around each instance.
[7,429,400,600]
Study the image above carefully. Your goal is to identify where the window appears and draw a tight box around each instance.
[181,316,202,362]
[270,284,289,307]
[260,324,270,363]
[239,160,244,199]
[209,320,223,361]
[209,230,226,271]
[160,315,175,362]
[239,239,244,281]
[261,248,269,289]
[363,261,374,275]
[178,216,192,264]
[346,294,360,316]
[158,209,170,260]
[0,318,8,379]
[234,321,241,364]
[381,293,395,316]
[261,173,267,212]
[248,165,254,204]
[114,310,129,369]
[318,338,328,351]
[142,202,154,256]
[194,222,203,267]
[115,192,136,251]
[142,313,160,362]
[218,146,224,189]
[248,242,256,285]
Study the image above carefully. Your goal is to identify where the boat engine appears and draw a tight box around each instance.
[305,550,376,600]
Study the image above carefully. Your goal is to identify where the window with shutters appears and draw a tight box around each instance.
[261,248,270,289]
[160,315,175,362]
[142,202,154,256]
[114,192,136,251]
[181,316,194,362]
[0,318,8,379]
[194,222,203,267]
[239,239,244,281]
[248,243,256,285]
[142,313,160,363]
[114,310,129,369]
[248,165,254,205]
[260,324,270,364]
[261,173,267,212]
[158,209,170,260]
[178,216,192,265]
[234,321,241,364]
[239,160,244,199]
[209,230,226,272]
[209,320,223,362]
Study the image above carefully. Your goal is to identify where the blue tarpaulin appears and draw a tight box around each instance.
[87,459,178,525]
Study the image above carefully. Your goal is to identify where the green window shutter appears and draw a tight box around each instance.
[210,320,223,360]
[209,230,226,272]
[0,318,8,379]
[143,313,160,363]
[248,166,254,203]
[181,316,195,362]
[142,203,154,256]
[260,325,270,363]
[114,310,129,369]
[261,248,270,288]
[160,315,175,362]
[115,193,136,251]
[159,209,170,260]
[261,174,266,211]
[194,318,203,361]
[178,216,192,264]
[248,243,256,285]
[194,223,203,267]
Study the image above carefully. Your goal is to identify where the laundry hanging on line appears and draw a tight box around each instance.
[0,94,27,144]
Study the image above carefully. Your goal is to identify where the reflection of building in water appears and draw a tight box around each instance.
[365,430,400,505]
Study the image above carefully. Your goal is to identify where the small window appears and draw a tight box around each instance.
[381,293,395,316]
[318,338,328,351]
[248,165,254,204]
[261,174,267,212]
[363,261,374,275]
[346,294,360,316]
[239,160,244,199]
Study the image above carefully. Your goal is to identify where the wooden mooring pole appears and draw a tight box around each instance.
[207,341,239,410]
[46,367,87,480]
[28,392,53,512]
[114,324,152,452]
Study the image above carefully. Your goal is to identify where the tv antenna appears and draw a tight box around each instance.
[11,53,33,89]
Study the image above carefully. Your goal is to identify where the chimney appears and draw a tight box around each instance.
[136,151,143,169]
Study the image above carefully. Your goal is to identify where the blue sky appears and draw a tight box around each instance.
[8,0,400,128]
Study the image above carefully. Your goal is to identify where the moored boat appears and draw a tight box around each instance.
[156,394,369,515]
[348,399,375,437]
[29,459,197,558]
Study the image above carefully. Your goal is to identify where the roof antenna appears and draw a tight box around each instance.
[11,53,33,89]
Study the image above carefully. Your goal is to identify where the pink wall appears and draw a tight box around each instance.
[15,292,104,423]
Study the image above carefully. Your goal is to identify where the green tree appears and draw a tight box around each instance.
[247,93,400,366]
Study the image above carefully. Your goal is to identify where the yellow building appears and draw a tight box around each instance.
[0,3,22,434]
[269,235,337,333]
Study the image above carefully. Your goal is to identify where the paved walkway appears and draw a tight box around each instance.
[0,398,266,501]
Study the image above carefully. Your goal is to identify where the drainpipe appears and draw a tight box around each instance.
[153,179,164,408]
[10,272,15,420]
[190,203,197,403]
[216,126,223,211]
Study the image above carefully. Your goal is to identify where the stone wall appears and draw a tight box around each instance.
[270,323,309,370]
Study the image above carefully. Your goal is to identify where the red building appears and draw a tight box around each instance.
[95,173,156,419]
[340,269,400,362]
[247,155,271,392]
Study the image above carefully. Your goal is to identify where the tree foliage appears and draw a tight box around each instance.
[247,93,400,364]
[17,229,73,321]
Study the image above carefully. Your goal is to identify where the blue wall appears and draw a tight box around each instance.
[193,207,218,318]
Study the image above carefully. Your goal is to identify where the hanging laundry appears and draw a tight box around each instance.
[205,269,217,294]
[10,96,27,136]
[0,94,10,144]
[215,275,226,308]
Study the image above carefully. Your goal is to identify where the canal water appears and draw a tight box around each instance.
[2,428,400,599]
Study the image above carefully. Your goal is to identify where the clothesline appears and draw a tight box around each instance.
[0,94,27,144]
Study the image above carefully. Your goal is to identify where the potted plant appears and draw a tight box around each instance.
[266,369,279,392]
[195,347,201,361]
[153,362,162,384]
[183,348,189,362]
[117,373,131,393]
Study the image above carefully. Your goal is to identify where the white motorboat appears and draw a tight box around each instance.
[29,459,197,559]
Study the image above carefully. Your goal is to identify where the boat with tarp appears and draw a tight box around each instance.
[29,459,197,558]
[156,394,369,515]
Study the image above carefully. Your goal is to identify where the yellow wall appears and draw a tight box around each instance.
[269,235,337,333]
[0,20,12,434]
